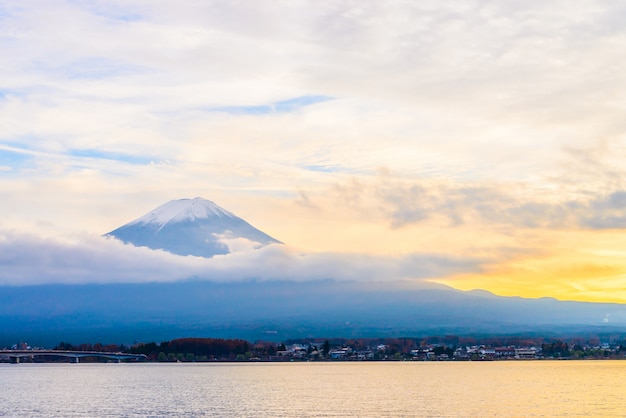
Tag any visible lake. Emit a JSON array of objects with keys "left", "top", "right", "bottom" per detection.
[{"left": 2, "top": 361, "right": 625, "bottom": 417}]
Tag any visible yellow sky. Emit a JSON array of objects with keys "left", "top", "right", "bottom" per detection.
[{"left": 435, "top": 234, "right": 626, "bottom": 304}]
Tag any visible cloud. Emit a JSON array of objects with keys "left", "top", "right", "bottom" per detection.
[
  {"left": 0, "top": 228, "right": 484, "bottom": 286},
  {"left": 0, "top": 229, "right": 206, "bottom": 285},
  {"left": 320, "top": 172, "right": 626, "bottom": 231},
  {"left": 203, "top": 244, "right": 482, "bottom": 283},
  {"left": 584, "top": 191, "right": 626, "bottom": 229},
  {"left": 213, "top": 233, "right": 264, "bottom": 253},
  {"left": 2, "top": 1, "right": 626, "bottom": 198},
  {"left": 294, "top": 190, "right": 320, "bottom": 211}
]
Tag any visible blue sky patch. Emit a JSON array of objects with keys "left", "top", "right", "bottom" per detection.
[
  {"left": 0, "top": 146, "right": 32, "bottom": 172},
  {"left": 95, "top": 11, "right": 142, "bottom": 22},
  {"left": 70, "top": 0, "right": 143, "bottom": 22},
  {"left": 53, "top": 57, "right": 148, "bottom": 80},
  {"left": 0, "top": 4, "right": 15, "bottom": 21},
  {"left": 0, "top": 88, "right": 28, "bottom": 99},
  {"left": 69, "top": 149, "right": 156, "bottom": 165},
  {"left": 0, "top": 89, "right": 27, "bottom": 99},
  {"left": 214, "top": 95, "right": 332, "bottom": 115},
  {"left": 303, "top": 164, "right": 353, "bottom": 174}
]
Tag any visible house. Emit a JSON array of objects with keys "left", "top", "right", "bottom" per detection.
[
  {"left": 495, "top": 347, "right": 516, "bottom": 358},
  {"left": 515, "top": 348, "right": 537, "bottom": 359},
  {"left": 329, "top": 349, "right": 349, "bottom": 360},
  {"left": 479, "top": 348, "right": 496, "bottom": 359}
]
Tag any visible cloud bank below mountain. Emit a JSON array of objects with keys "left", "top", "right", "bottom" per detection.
[{"left": 0, "top": 228, "right": 482, "bottom": 286}]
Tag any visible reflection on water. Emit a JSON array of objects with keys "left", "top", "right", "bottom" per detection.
[{"left": 2, "top": 361, "right": 625, "bottom": 417}]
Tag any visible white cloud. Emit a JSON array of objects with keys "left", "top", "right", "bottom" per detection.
[
  {"left": 0, "top": 228, "right": 482, "bottom": 285},
  {"left": 0, "top": 229, "right": 205, "bottom": 285},
  {"left": 213, "top": 233, "right": 263, "bottom": 253}
]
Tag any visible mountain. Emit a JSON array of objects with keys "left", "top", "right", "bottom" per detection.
[
  {"left": 105, "top": 197, "right": 281, "bottom": 258},
  {"left": 2, "top": 280, "right": 626, "bottom": 347},
  {"left": 5, "top": 197, "right": 626, "bottom": 347}
]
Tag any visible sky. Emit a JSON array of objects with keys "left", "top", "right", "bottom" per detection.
[{"left": 1, "top": 0, "right": 626, "bottom": 302}]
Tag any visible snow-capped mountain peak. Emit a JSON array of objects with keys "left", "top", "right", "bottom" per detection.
[
  {"left": 106, "top": 198, "right": 281, "bottom": 258},
  {"left": 129, "top": 197, "right": 235, "bottom": 229}
]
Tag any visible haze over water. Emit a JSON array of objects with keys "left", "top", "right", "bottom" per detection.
[{"left": 3, "top": 361, "right": 625, "bottom": 417}]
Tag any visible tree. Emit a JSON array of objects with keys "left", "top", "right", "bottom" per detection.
[
  {"left": 322, "top": 340, "right": 330, "bottom": 358},
  {"left": 542, "top": 340, "right": 570, "bottom": 358},
  {"left": 55, "top": 342, "right": 75, "bottom": 351}
]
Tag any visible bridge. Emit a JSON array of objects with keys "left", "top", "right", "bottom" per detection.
[{"left": 0, "top": 350, "right": 146, "bottom": 363}]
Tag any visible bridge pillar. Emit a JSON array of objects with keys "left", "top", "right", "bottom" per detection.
[
  {"left": 72, "top": 356, "right": 79, "bottom": 363},
  {"left": 10, "top": 356, "right": 19, "bottom": 364}
]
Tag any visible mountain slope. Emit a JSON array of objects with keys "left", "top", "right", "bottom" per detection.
[
  {"left": 2, "top": 280, "right": 625, "bottom": 347},
  {"left": 106, "top": 197, "right": 281, "bottom": 258}
]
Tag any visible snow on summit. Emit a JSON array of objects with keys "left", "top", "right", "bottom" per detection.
[
  {"left": 106, "top": 198, "right": 281, "bottom": 258},
  {"left": 130, "top": 197, "right": 236, "bottom": 229}
]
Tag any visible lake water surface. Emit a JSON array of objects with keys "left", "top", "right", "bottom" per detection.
[{"left": 2, "top": 361, "right": 625, "bottom": 417}]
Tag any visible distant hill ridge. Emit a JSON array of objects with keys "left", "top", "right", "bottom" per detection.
[{"left": 106, "top": 197, "right": 281, "bottom": 258}]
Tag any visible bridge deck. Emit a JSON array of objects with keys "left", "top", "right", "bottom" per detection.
[{"left": 0, "top": 350, "right": 146, "bottom": 362}]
